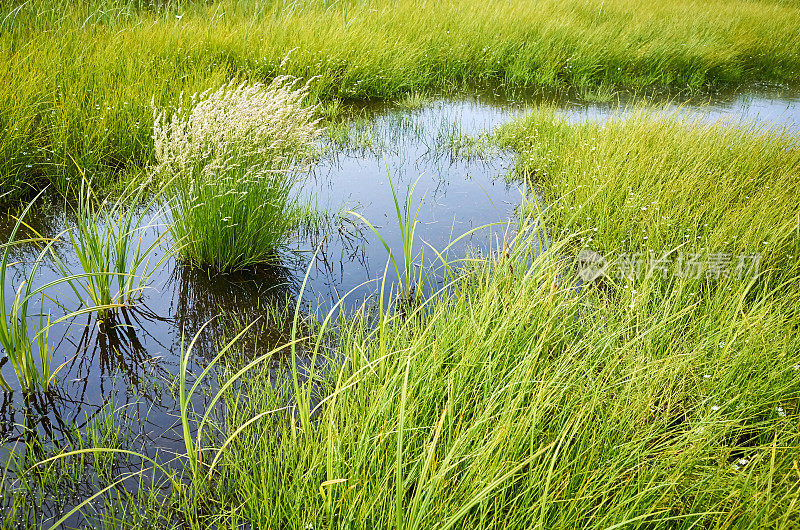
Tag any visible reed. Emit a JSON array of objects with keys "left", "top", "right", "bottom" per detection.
[
  {"left": 348, "top": 167, "right": 426, "bottom": 302},
  {"left": 0, "top": 193, "right": 97, "bottom": 392},
  {"left": 53, "top": 174, "right": 168, "bottom": 319}
]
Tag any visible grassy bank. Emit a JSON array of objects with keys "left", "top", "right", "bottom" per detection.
[
  {"left": 496, "top": 108, "right": 800, "bottom": 287},
  {"left": 2, "top": 0, "right": 800, "bottom": 201},
  {"left": 5, "top": 111, "right": 795, "bottom": 528}
]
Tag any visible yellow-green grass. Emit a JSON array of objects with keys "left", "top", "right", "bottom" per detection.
[
  {"left": 496, "top": 107, "right": 800, "bottom": 291},
  {"left": 2, "top": 0, "right": 800, "bottom": 201},
  {"left": 175, "top": 115, "right": 798, "bottom": 527},
  {"left": 209, "top": 235, "right": 799, "bottom": 527}
]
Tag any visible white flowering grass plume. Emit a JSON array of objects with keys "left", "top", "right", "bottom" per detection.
[{"left": 152, "top": 76, "right": 321, "bottom": 271}]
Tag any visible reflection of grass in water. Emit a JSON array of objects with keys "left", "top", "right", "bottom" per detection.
[
  {"left": 170, "top": 260, "right": 298, "bottom": 362},
  {"left": 215, "top": 297, "right": 319, "bottom": 369},
  {"left": 578, "top": 83, "right": 618, "bottom": 103},
  {"left": 396, "top": 92, "right": 434, "bottom": 110},
  {"left": 323, "top": 103, "right": 500, "bottom": 160},
  {"left": 0, "top": 396, "right": 160, "bottom": 528},
  {"left": 324, "top": 111, "right": 424, "bottom": 154},
  {"left": 69, "top": 304, "right": 174, "bottom": 395}
]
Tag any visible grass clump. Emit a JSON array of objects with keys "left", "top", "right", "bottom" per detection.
[
  {"left": 153, "top": 77, "right": 321, "bottom": 271},
  {"left": 55, "top": 176, "right": 166, "bottom": 319},
  {"left": 0, "top": 200, "right": 61, "bottom": 393},
  {"left": 0, "top": 180, "right": 163, "bottom": 391},
  {"left": 0, "top": 193, "right": 104, "bottom": 393}
]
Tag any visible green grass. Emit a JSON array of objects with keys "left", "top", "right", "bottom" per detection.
[
  {"left": 495, "top": 107, "right": 800, "bottom": 287},
  {"left": 1, "top": 1, "right": 800, "bottom": 523},
  {"left": 213, "top": 252, "right": 799, "bottom": 528},
  {"left": 8, "top": 111, "right": 792, "bottom": 528},
  {"left": 54, "top": 175, "right": 167, "bottom": 319},
  {"left": 0, "top": 396, "right": 175, "bottom": 528},
  {"left": 0, "top": 179, "right": 161, "bottom": 391},
  {"left": 2, "top": 109, "right": 798, "bottom": 527},
  {"left": 167, "top": 161, "right": 307, "bottom": 271},
  {"left": 0, "top": 192, "right": 94, "bottom": 392},
  {"left": 348, "top": 169, "right": 426, "bottom": 302},
  {"left": 2, "top": 0, "right": 800, "bottom": 200},
  {"left": 0, "top": 235, "right": 60, "bottom": 391},
  {"left": 177, "top": 113, "right": 796, "bottom": 528}
]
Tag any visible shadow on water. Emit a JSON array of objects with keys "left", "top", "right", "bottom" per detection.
[{"left": 1, "top": 85, "right": 800, "bottom": 524}]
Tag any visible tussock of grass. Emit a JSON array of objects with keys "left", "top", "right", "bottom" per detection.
[
  {"left": 155, "top": 77, "right": 321, "bottom": 271},
  {"left": 2, "top": 0, "right": 800, "bottom": 199},
  {"left": 54, "top": 176, "right": 166, "bottom": 317}
]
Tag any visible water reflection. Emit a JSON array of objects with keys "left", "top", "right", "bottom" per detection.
[
  {"left": 169, "top": 262, "right": 299, "bottom": 360},
  {"left": 67, "top": 306, "right": 172, "bottom": 392}
]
